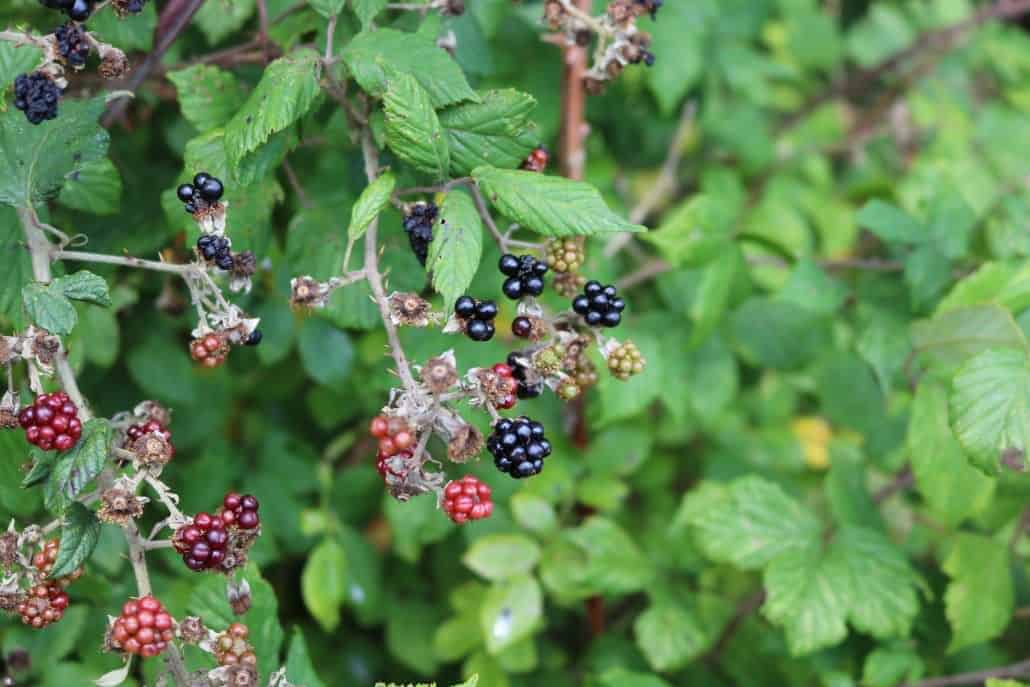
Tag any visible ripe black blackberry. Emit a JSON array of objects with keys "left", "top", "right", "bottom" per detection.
[
  {"left": 487, "top": 417, "right": 552, "bottom": 479},
  {"left": 572, "top": 280, "right": 625, "bottom": 328},
  {"left": 177, "top": 172, "right": 224, "bottom": 214},
  {"left": 114, "top": 0, "right": 146, "bottom": 13},
  {"left": 499, "top": 253, "right": 548, "bottom": 299},
  {"left": 55, "top": 23, "right": 90, "bottom": 68},
  {"left": 13, "top": 72, "right": 61, "bottom": 125},
  {"left": 454, "top": 296, "right": 497, "bottom": 342},
  {"left": 506, "top": 352, "right": 543, "bottom": 398},
  {"left": 196, "top": 235, "right": 234, "bottom": 270},
  {"left": 403, "top": 202, "right": 437, "bottom": 266}
]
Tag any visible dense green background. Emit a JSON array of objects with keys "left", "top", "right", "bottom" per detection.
[{"left": 2, "top": 0, "right": 1030, "bottom": 685}]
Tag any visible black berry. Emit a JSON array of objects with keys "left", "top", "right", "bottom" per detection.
[
  {"left": 572, "top": 280, "right": 624, "bottom": 328},
  {"left": 197, "top": 176, "right": 223, "bottom": 202},
  {"left": 498, "top": 253, "right": 548, "bottom": 300},
  {"left": 403, "top": 201, "right": 438, "bottom": 266},
  {"left": 512, "top": 316, "right": 533, "bottom": 338},
  {"left": 55, "top": 22, "right": 89, "bottom": 67},
  {"left": 487, "top": 416, "right": 551, "bottom": 478},
  {"left": 13, "top": 72, "right": 61, "bottom": 125},
  {"left": 245, "top": 330, "right": 262, "bottom": 346},
  {"left": 68, "top": 0, "right": 92, "bottom": 20},
  {"left": 177, "top": 184, "right": 196, "bottom": 203},
  {"left": 454, "top": 295, "right": 498, "bottom": 342},
  {"left": 506, "top": 352, "right": 543, "bottom": 399}
]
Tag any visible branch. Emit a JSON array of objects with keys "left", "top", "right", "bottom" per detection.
[
  {"left": 902, "top": 659, "right": 1030, "bottom": 687},
  {"left": 705, "top": 589, "right": 767, "bottom": 662},
  {"left": 557, "top": 0, "right": 591, "bottom": 182},
  {"left": 359, "top": 126, "right": 419, "bottom": 392},
  {"left": 102, "top": 0, "right": 208, "bottom": 127},
  {"left": 54, "top": 249, "right": 194, "bottom": 275}
]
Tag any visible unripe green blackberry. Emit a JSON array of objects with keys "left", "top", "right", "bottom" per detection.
[
  {"left": 575, "top": 358, "right": 598, "bottom": 388},
  {"left": 533, "top": 345, "right": 565, "bottom": 376},
  {"left": 607, "top": 341, "right": 646, "bottom": 380},
  {"left": 545, "top": 237, "right": 585, "bottom": 274},
  {"left": 557, "top": 381, "right": 581, "bottom": 401}
]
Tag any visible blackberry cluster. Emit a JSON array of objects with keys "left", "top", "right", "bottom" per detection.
[
  {"left": 403, "top": 202, "right": 437, "bottom": 266},
  {"left": 370, "top": 414, "right": 417, "bottom": 481},
  {"left": 173, "top": 494, "right": 259, "bottom": 572},
  {"left": 499, "top": 254, "right": 548, "bottom": 299},
  {"left": 214, "top": 623, "right": 257, "bottom": 668},
  {"left": 506, "top": 352, "right": 543, "bottom": 399},
  {"left": 17, "top": 583, "right": 68, "bottom": 628},
  {"left": 108, "top": 596, "right": 175, "bottom": 658},
  {"left": 39, "top": 0, "right": 93, "bottom": 21},
  {"left": 545, "top": 237, "right": 585, "bottom": 274},
  {"left": 18, "top": 392, "right": 82, "bottom": 452},
  {"left": 572, "top": 280, "right": 625, "bottom": 328},
  {"left": 454, "top": 296, "right": 498, "bottom": 342},
  {"left": 487, "top": 417, "right": 552, "bottom": 478},
  {"left": 55, "top": 23, "right": 89, "bottom": 67},
  {"left": 177, "top": 172, "right": 224, "bottom": 214},
  {"left": 189, "top": 333, "right": 228, "bottom": 368},
  {"left": 608, "top": 341, "right": 646, "bottom": 380},
  {"left": 115, "top": 0, "right": 146, "bottom": 13},
  {"left": 442, "top": 475, "right": 494, "bottom": 524},
  {"left": 13, "top": 73, "right": 61, "bottom": 125},
  {"left": 197, "top": 234, "right": 234, "bottom": 270}
]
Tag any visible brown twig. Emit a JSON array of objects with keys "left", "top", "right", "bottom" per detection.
[
  {"left": 706, "top": 589, "right": 767, "bottom": 661},
  {"left": 102, "top": 0, "right": 208, "bottom": 127},
  {"left": 557, "top": 0, "right": 591, "bottom": 181},
  {"left": 873, "top": 465, "right": 914, "bottom": 504}
]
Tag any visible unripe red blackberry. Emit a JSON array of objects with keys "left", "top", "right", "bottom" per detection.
[
  {"left": 189, "top": 333, "right": 228, "bottom": 368},
  {"left": 17, "top": 583, "right": 68, "bottom": 628},
  {"left": 442, "top": 475, "right": 494, "bottom": 524},
  {"left": 214, "top": 622, "right": 257, "bottom": 667},
  {"left": 481, "top": 364, "right": 518, "bottom": 409},
  {"left": 18, "top": 392, "right": 81, "bottom": 452},
  {"left": 369, "top": 415, "right": 416, "bottom": 459},
  {"left": 520, "top": 146, "right": 549, "bottom": 172},
  {"left": 109, "top": 596, "right": 175, "bottom": 658}
]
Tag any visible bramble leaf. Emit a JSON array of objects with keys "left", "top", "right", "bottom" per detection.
[
  {"left": 428, "top": 189, "right": 482, "bottom": 312},
  {"left": 383, "top": 72, "right": 450, "bottom": 179}
]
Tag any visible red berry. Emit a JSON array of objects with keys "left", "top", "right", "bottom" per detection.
[
  {"left": 369, "top": 415, "right": 389, "bottom": 438},
  {"left": 19, "top": 393, "right": 81, "bottom": 453},
  {"left": 442, "top": 475, "right": 494, "bottom": 524},
  {"left": 109, "top": 596, "right": 174, "bottom": 657}
]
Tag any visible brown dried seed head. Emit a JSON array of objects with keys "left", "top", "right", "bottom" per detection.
[
  {"left": 225, "top": 664, "right": 259, "bottom": 687},
  {"left": 131, "top": 433, "right": 174, "bottom": 468},
  {"left": 448, "top": 424, "right": 485, "bottom": 463},
  {"left": 0, "top": 531, "right": 18, "bottom": 569},
  {"left": 290, "top": 276, "right": 324, "bottom": 308},
  {"left": 422, "top": 355, "right": 458, "bottom": 394},
  {"left": 232, "top": 250, "right": 257, "bottom": 278},
  {"left": 98, "top": 487, "right": 145, "bottom": 525},
  {"left": 98, "top": 48, "right": 129, "bottom": 80},
  {"left": 32, "top": 333, "right": 60, "bottom": 365},
  {"left": 177, "top": 616, "right": 208, "bottom": 644},
  {"left": 389, "top": 292, "right": 432, "bottom": 327}
]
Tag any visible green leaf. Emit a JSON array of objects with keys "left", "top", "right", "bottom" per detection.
[
  {"left": 284, "top": 629, "right": 327, "bottom": 687},
  {"left": 780, "top": 259, "right": 849, "bottom": 316},
  {"left": 480, "top": 575, "right": 542, "bottom": 654},
  {"left": 298, "top": 317, "right": 354, "bottom": 386},
  {"left": 462, "top": 534, "right": 541, "bottom": 581},
  {"left": 22, "top": 282, "right": 77, "bottom": 336},
  {"left": 911, "top": 305, "right": 1027, "bottom": 373},
  {"left": 763, "top": 526, "right": 920, "bottom": 656},
  {"left": 943, "top": 534, "right": 1013, "bottom": 652},
  {"left": 856, "top": 200, "right": 923, "bottom": 243},
  {"left": 0, "top": 41, "right": 43, "bottom": 95},
  {"left": 509, "top": 493, "right": 557, "bottom": 535},
  {"left": 686, "top": 476, "right": 821, "bottom": 570},
  {"left": 44, "top": 419, "right": 112, "bottom": 513},
  {"left": 167, "top": 64, "right": 246, "bottom": 132},
  {"left": 188, "top": 562, "right": 283, "bottom": 678},
  {"left": 565, "top": 517, "right": 654, "bottom": 595},
  {"left": 862, "top": 645, "right": 925, "bottom": 687},
  {"left": 452, "top": 677, "right": 480, "bottom": 687},
  {"left": 349, "top": 172, "right": 395, "bottom": 242},
  {"left": 729, "top": 297, "right": 832, "bottom": 370},
  {"left": 342, "top": 28, "right": 477, "bottom": 108},
  {"left": 0, "top": 206, "right": 32, "bottom": 329},
  {"left": 598, "top": 669, "right": 673, "bottom": 687},
  {"left": 308, "top": 0, "right": 346, "bottom": 18},
  {"left": 223, "top": 48, "right": 321, "bottom": 167},
  {"left": 908, "top": 382, "right": 994, "bottom": 525},
  {"left": 437, "top": 90, "right": 539, "bottom": 176},
  {"left": 56, "top": 157, "right": 122, "bottom": 216},
  {"left": 950, "top": 348, "right": 1030, "bottom": 475},
  {"left": 53, "top": 270, "right": 111, "bottom": 306},
  {"left": 0, "top": 95, "right": 109, "bottom": 207},
  {"left": 633, "top": 602, "right": 708, "bottom": 671},
  {"left": 21, "top": 448, "right": 57, "bottom": 488},
  {"left": 640, "top": 195, "right": 734, "bottom": 267},
  {"left": 387, "top": 599, "right": 442, "bottom": 673},
  {"left": 351, "top": 0, "right": 388, "bottom": 27},
  {"left": 88, "top": 1, "right": 157, "bottom": 50},
  {"left": 49, "top": 502, "right": 101, "bottom": 579},
  {"left": 301, "top": 537, "right": 348, "bottom": 632},
  {"left": 428, "top": 189, "right": 483, "bottom": 311},
  {"left": 194, "top": 0, "right": 257, "bottom": 44},
  {"left": 472, "top": 167, "right": 645, "bottom": 237},
  {"left": 383, "top": 72, "right": 450, "bottom": 179}
]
